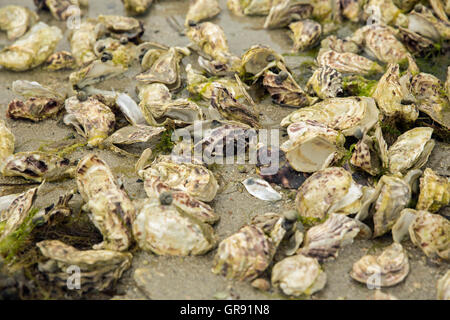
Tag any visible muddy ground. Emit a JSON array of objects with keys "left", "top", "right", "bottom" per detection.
[{"left": 0, "top": 0, "right": 449, "bottom": 300}]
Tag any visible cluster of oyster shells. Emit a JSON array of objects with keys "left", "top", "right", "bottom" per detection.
[{"left": 0, "top": 0, "right": 449, "bottom": 300}]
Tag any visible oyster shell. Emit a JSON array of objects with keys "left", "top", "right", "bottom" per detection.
[
  {"left": 37, "top": 240, "right": 132, "bottom": 292},
  {"left": 263, "top": 68, "right": 317, "bottom": 107},
  {"left": 288, "top": 19, "right": 321, "bottom": 52},
  {"left": 0, "top": 120, "right": 15, "bottom": 163},
  {"left": 281, "top": 120, "right": 345, "bottom": 172},
  {"left": 271, "top": 254, "right": 327, "bottom": 296},
  {"left": 411, "top": 72, "right": 450, "bottom": 131},
  {"left": 437, "top": 271, "right": 450, "bottom": 300},
  {"left": 122, "top": 0, "right": 153, "bottom": 15},
  {"left": 397, "top": 27, "right": 436, "bottom": 57},
  {"left": 416, "top": 168, "right": 450, "bottom": 213},
  {"left": 409, "top": 210, "right": 449, "bottom": 261},
  {"left": 408, "top": 4, "right": 450, "bottom": 41},
  {"left": 7, "top": 80, "right": 66, "bottom": 122},
  {"left": 115, "top": 93, "right": 146, "bottom": 126},
  {"left": 97, "top": 15, "right": 144, "bottom": 42},
  {"left": 356, "top": 170, "right": 421, "bottom": 237},
  {"left": 280, "top": 96, "right": 380, "bottom": 137},
  {"left": 139, "top": 156, "right": 218, "bottom": 202},
  {"left": 212, "top": 213, "right": 294, "bottom": 280},
  {"left": 210, "top": 85, "right": 259, "bottom": 127},
  {"left": 227, "top": 0, "right": 272, "bottom": 16},
  {"left": 306, "top": 66, "right": 343, "bottom": 99},
  {"left": 44, "top": 51, "right": 76, "bottom": 71},
  {"left": 0, "top": 186, "right": 38, "bottom": 243},
  {"left": 0, "top": 5, "right": 39, "bottom": 40},
  {"left": 350, "top": 24, "right": 418, "bottom": 73},
  {"left": 76, "top": 154, "right": 135, "bottom": 252},
  {"left": 372, "top": 64, "right": 418, "bottom": 122},
  {"left": 132, "top": 197, "right": 217, "bottom": 255},
  {"left": 387, "top": 127, "right": 434, "bottom": 175},
  {"left": 320, "top": 35, "right": 359, "bottom": 53},
  {"left": 64, "top": 96, "right": 116, "bottom": 147},
  {"left": 242, "top": 177, "right": 282, "bottom": 201},
  {"left": 1, "top": 152, "right": 73, "bottom": 182},
  {"left": 70, "top": 21, "right": 97, "bottom": 67},
  {"left": 350, "top": 243, "right": 409, "bottom": 287},
  {"left": 35, "top": 0, "right": 82, "bottom": 21},
  {"left": 317, "top": 49, "right": 383, "bottom": 75},
  {"left": 264, "top": 0, "right": 313, "bottom": 29},
  {"left": 299, "top": 213, "right": 362, "bottom": 261},
  {"left": 363, "top": 0, "right": 408, "bottom": 27},
  {"left": 295, "top": 167, "right": 363, "bottom": 223},
  {"left": 341, "top": 0, "right": 362, "bottom": 22},
  {"left": 136, "top": 46, "right": 190, "bottom": 90},
  {"left": 186, "top": 0, "right": 221, "bottom": 26},
  {"left": 0, "top": 22, "right": 62, "bottom": 71},
  {"left": 239, "top": 45, "right": 285, "bottom": 79},
  {"left": 69, "top": 60, "right": 127, "bottom": 89},
  {"left": 94, "top": 38, "right": 138, "bottom": 68}
]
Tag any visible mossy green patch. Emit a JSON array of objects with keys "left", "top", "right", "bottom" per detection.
[{"left": 342, "top": 76, "right": 377, "bottom": 97}]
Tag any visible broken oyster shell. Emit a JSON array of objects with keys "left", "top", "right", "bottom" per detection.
[
  {"left": 271, "top": 254, "right": 327, "bottom": 296},
  {"left": 242, "top": 177, "right": 282, "bottom": 201},
  {"left": 1, "top": 152, "right": 72, "bottom": 182},
  {"left": 437, "top": 271, "right": 450, "bottom": 300},
  {"left": 186, "top": 0, "right": 221, "bottom": 26},
  {"left": 288, "top": 19, "right": 322, "bottom": 52},
  {"left": 37, "top": 240, "right": 132, "bottom": 292},
  {"left": 0, "top": 120, "right": 15, "bottom": 163},
  {"left": 295, "top": 167, "right": 363, "bottom": 224},
  {"left": 306, "top": 66, "right": 343, "bottom": 99},
  {"left": 317, "top": 49, "right": 383, "bottom": 75},
  {"left": 350, "top": 243, "right": 409, "bottom": 287},
  {"left": 64, "top": 96, "right": 116, "bottom": 147},
  {"left": 387, "top": 127, "right": 434, "bottom": 175},
  {"left": 76, "top": 154, "right": 135, "bottom": 252},
  {"left": 132, "top": 197, "right": 217, "bottom": 256},
  {"left": 281, "top": 96, "right": 380, "bottom": 137},
  {"left": 299, "top": 213, "right": 363, "bottom": 261},
  {"left": 372, "top": 64, "right": 418, "bottom": 122},
  {"left": 0, "top": 22, "right": 62, "bottom": 71},
  {"left": 281, "top": 120, "right": 345, "bottom": 173},
  {"left": 416, "top": 168, "right": 450, "bottom": 213},
  {"left": 0, "top": 5, "right": 39, "bottom": 40}
]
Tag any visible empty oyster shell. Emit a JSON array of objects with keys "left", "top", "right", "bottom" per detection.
[
  {"left": 387, "top": 127, "right": 435, "bottom": 175},
  {"left": 64, "top": 96, "right": 116, "bottom": 147},
  {"left": 306, "top": 66, "right": 343, "bottom": 99},
  {"left": 1, "top": 152, "right": 73, "bottom": 182},
  {"left": 299, "top": 213, "right": 362, "bottom": 261},
  {"left": 242, "top": 177, "right": 282, "bottom": 201},
  {"left": 69, "top": 60, "right": 127, "bottom": 89},
  {"left": 271, "top": 254, "right": 327, "bottom": 296},
  {"left": 372, "top": 64, "right": 418, "bottom": 122},
  {"left": 76, "top": 154, "right": 135, "bottom": 252},
  {"left": 409, "top": 210, "right": 449, "bottom": 261},
  {"left": 350, "top": 243, "right": 409, "bottom": 287},
  {"left": 186, "top": 0, "right": 221, "bottom": 26},
  {"left": 132, "top": 197, "right": 217, "bottom": 255},
  {"left": 416, "top": 168, "right": 449, "bottom": 213},
  {"left": 281, "top": 96, "right": 380, "bottom": 137},
  {"left": 408, "top": 4, "right": 450, "bottom": 41},
  {"left": 363, "top": 0, "right": 408, "bottom": 26},
  {"left": 212, "top": 213, "right": 294, "bottom": 280},
  {"left": 0, "top": 120, "right": 15, "bottom": 163},
  {"left": 139, "top": 156, "right": 218, "bottom": 202},
  {"left": 240, "top": 45, "right": 285, "bottom": 80},
  {"left": 264, "top": 0, "right": 313, "bottom": 29},
  {"left": 0, "top": 5, "right": 39, "bottom": 40},
  {"left": 0, "top": 186, "right": 39, "bottom": 243},
  {"left": 281, "top": 120, "right": 345, "bottom": 173},
  {"left": 437, "top": 271, "right": 450, "bottom": 300},
  {"left": 37, "top": 240, "right": 132, "bottom": 292},
  {"left": 97, "top": 15, "right": 144, "bottom": 42},
  {"left": 70, "top": 21, "right": 97, "bottom": 67},
  {"left": 0, "top": 22, "right": 62, "bottom": 71},
  {"left": 289, "top": 19, "right": 321, "bottom": 52},
  {"left": 397, "top": 27, "right": 436, "bottom": 57},
  {"left": 115, "top": 93, "right": 146, "bottom": 126},
  {"left": 296, "top": 167, "right": 363, "bottom": 224},
  {"left": 317, "top": 49, "right": 383, "bottom": 75},
  {"left": 7, "top": 80, "right": 66, "bottom": 122},
  {"left": 122, "top": 0, "right": 153, "bottom": 15}
]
